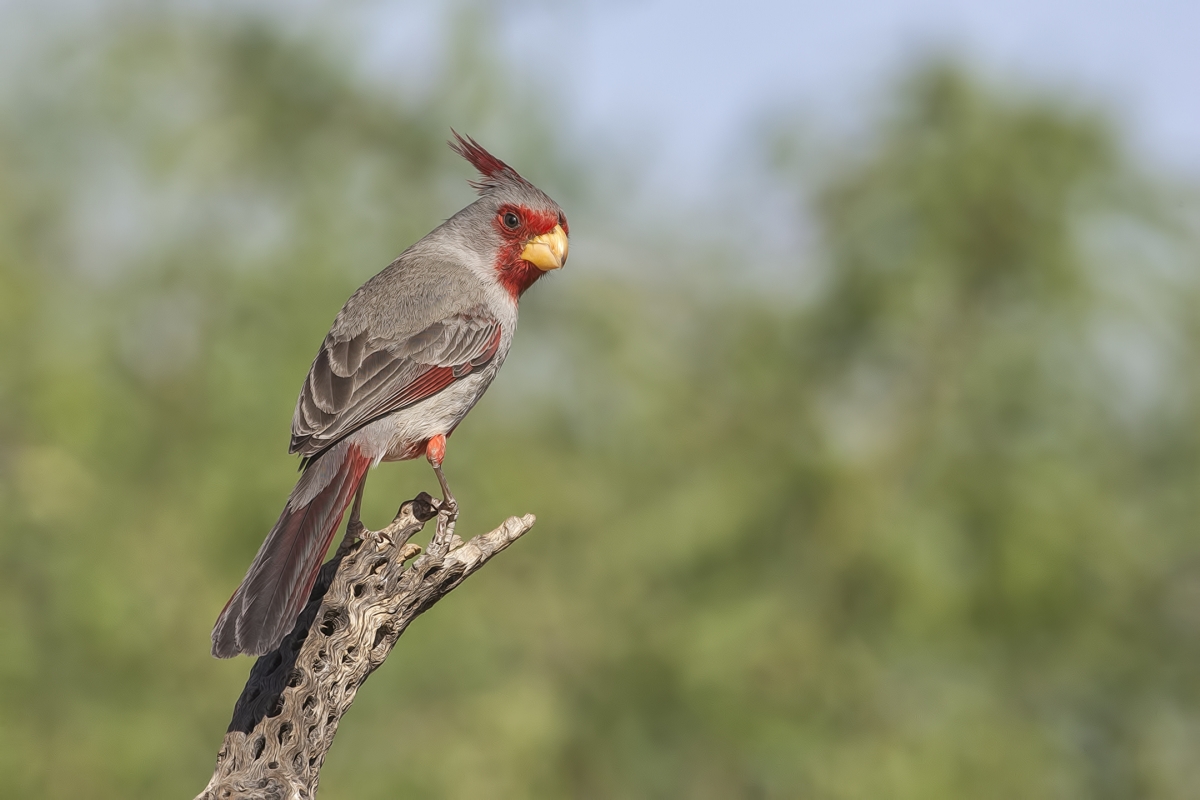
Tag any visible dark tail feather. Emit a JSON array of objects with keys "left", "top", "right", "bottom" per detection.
[{"left": 212, "top": 441, "right": 371, "bottom": 658}]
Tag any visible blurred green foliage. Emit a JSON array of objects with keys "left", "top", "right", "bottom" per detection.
[{"left": 1, "top": 9, "right": 1199, "bottom": 800}]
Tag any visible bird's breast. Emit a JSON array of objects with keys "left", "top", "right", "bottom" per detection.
[{"left": 352, "top": 355, "right": 506, "bottom": 463}]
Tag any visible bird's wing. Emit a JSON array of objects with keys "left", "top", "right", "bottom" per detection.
[{"left": 289, "top": 305, "right": 503, "bottom": 459}]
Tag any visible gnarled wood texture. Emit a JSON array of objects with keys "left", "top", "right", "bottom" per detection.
[{"left": 197, "top": 492, "right": 536, "bottom": 800}]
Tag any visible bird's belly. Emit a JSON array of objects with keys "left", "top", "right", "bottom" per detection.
[{"left": 358, "top": 371, "right": 494, "bottom": 462}]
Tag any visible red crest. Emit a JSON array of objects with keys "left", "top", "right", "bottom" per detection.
[{"left": 449, "top": 131, "right": 533, "bottom": 194}]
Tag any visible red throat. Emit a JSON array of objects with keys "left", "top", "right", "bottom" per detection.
[{"left": 494, "top": 258, "right": 546, "bottom": 300}]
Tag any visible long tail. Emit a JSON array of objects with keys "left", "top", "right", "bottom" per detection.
[{"left": 211, "top": 440, "right": 371, "bottom": 658}]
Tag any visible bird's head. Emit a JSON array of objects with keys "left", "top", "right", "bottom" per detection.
[{"left": 448, "top": 132, "right": 569, "bottom": 300}]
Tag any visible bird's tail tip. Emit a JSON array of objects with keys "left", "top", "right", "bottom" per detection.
[{"left": 209, "top": 442, "right": 371, "bottom": 658}]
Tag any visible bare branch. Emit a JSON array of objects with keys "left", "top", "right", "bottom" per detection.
[{"left": 197, "top": 492, "right": 536, "bottom": 800}]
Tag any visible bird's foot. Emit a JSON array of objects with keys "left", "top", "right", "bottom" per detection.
[
  {"left": 436, "top": 494, "right": 458, "bottom": 522},
  {"left": 428, "top": 494, "right": 459, "bottom": 556}
]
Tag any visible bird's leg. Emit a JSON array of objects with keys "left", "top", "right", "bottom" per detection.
[
  {"left": 333, "top": 474, "right": 370, "bottom": 557},
  {"left": 425, "top": 434, "right": 458, "bottom": 522},
  {"left": 346, "top": 476, "right": 367, "bottom": 539}
]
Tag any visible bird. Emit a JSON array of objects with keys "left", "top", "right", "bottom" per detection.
[{"left": 211, "top": 133, "right": 569, "bottom": 658}]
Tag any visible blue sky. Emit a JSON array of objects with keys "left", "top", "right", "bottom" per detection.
[
  {"left": 5, "top": 0, "right": 1195, "bottom": 204},
  {"left": 366, "top": 0, "right": 1200, "bottom": 200}
]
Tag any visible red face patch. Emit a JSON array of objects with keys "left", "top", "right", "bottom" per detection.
[
  {"left": 494, "top": 205, "right": 561, "bottom": 240},
  {"left": 491, "top": 204, "right": 565, "bottom": 300}
]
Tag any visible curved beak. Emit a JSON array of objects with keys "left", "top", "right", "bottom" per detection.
[{"left": 520, "top": 224, "right": 569, "bottom": 271}]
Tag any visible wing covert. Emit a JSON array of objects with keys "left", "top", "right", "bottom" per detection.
[{"left": 290, "top": 307, "right": 502, "bottom": 459}]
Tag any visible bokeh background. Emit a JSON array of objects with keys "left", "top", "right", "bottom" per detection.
[{"left": 2, "top": 1, "right": 1199, "bottom": 797}]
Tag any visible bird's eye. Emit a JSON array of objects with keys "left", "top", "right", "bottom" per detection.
[{"left": 502, "top": 212, "right": 520, "bottom": 230}]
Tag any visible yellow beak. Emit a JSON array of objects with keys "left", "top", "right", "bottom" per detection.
[{"left": 520, "top": 224, "right": 569, "bottom": 271}]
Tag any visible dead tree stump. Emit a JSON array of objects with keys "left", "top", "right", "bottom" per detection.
[{"left": 196, "top": 492, "right": 536, "bottom": 799}]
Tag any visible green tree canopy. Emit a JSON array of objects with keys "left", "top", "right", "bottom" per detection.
[{"left": 0, "top": 12, "right": 1197, "bottom": 800}]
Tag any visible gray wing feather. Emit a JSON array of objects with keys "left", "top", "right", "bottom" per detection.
[{"left": 290, "top": 305, "right": 501, "bottom": 459}]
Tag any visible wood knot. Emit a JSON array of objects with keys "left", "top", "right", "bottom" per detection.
[{"left": 410, "top": 492, "right": 439, "bottom": 523}]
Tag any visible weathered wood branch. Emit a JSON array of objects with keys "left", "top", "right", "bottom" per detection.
[{"left": 197, "top": 492, "right": 536, "bottom": 800}]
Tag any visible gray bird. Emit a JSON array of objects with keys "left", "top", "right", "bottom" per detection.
[{"left": 212, "top": 134, "right": 569, "bottom": 658}]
